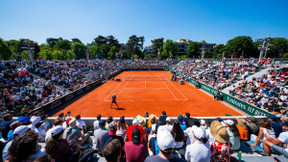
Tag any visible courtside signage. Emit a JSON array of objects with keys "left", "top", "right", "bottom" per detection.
[{"left": 185, "top": 77, "right": 272, "bottom": 116}]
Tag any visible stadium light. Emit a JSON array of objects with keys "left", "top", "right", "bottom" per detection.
[
  {"left": 20, "top": 40, "right": 36, "bottom": 63},
  {"left": 257, "top": 37, "right": 272, "bottom": 62}
]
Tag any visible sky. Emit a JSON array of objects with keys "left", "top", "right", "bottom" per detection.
[{"left": 0, "top": 0, "right": 287, "bottom": 46}]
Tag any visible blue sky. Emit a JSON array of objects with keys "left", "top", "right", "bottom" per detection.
[{"left": 0, "top": 0, "right": 287, "bottom": 46}]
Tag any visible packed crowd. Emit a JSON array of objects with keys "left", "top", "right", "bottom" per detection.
[
  {"left": 0, "top": 60, "right": 67, "bottom": 114},
  {"left": 172, "top": 58, "right": 260, "bottom": 90},
  {"left": 26, "top": 59, "right": 172, "bottom": 90},
  {"left": 0, "top": 111, "right": 288, "bottom": 162},
  {"left": 230, "top": 65, "right": 288, "bottom": 114}
]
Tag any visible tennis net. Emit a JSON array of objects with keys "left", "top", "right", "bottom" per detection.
[{"left": 124, "top": 76, "right": 167, "bottom": 81}]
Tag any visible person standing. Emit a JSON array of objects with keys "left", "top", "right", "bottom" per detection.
[
  {"left": 111, "top": 93, "right": 120, "bottom": 109},
  {"left": 210, "top": 120, "right": 232, "bottom": 162},
  {"left": 185, "top": 127, "right": 211, "bottom": 162}
]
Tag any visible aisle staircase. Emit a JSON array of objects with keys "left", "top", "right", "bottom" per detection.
[{"left": 222, "top": 67, "right": 270, "bottom": 94}]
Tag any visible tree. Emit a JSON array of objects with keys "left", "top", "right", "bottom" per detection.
[
  {"left": 0, "top": 38, "right": 12, "bottom": 60},
  {"left": 71, "top": 38, "right": 82, "bottom": 44},
  {"left": 107, "top": 35, "right": 120, "bottom": 49},
  {"left": 66, "top": 50, "right": 76, "bottom": 60},
  {"left": 151, "top": 38, "right": 164, "bottom": 55},
  {"left": 107, "top": 46, "right": 118, "bottom": 59},
  {"left": 46, "top": 37, "right": 62, "bottom": 48},
  {"left": 186, "top": 42, "right": 199, "bottom": 58},
  {"left": 226, "top": 36, "right": 257, "bottom": 58},
  {"left": 126, "top": 35, "right": 144, "bottom": 58},
  {"left": 6, "top": 40, "right": 20, "bottom": 57},
  {"left": 93, "top": 35, "right": 107, "bottom": 47},
  {"left": 88, "top": 46, "right": 101, "bottom": 59},
  {"left": 22, "top": 50, "right": 30, "bottom": 60},
  {"left": 52, "top": 50, "right": 66, "bottom": 60},
  {"left": 213, "top": 44, "right": 226, "bottom": 58},
  {"left": 54, "top": 39, "right": 71, "bottom": 50},
  {"left": 72, "top": 42, "right": 86, "bottom": 59},
  {"left": 39, "top": 49, "right": 53, "bottom": 60},
  {"left": 267, "top": 38, "right": 288, "bottom": 58},
  {"left": 131, "top": 54, "right": 139, "bottom": 60},
  {"left": 99, "top": 44, "right": 110, "bottom": 57},
  {"left": 161, "top": 39, "right": 177, "bottom": 59}
]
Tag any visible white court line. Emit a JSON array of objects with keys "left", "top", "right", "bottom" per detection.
[
  {"left": 145, "top": 76, "right": 146, "bottom": 88},
  {"left": 125, "top": 88, "right": 167, "bottom": 89},
  {"left": 104, "top": 78, "right": 125, "bottom": 100},
  {"left": 104, "top": 99, "right": 187, "bottom": 102},
  {"left": 167, "top": 80, "right": 188, "bottom": 100},
  {"left": 117, "top": 73, "right": 133, "bottom": 98},
  {"left": 158, "top": 74, "right": 177, "bottom": 100}
]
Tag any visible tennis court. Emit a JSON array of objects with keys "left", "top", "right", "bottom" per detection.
[{"left": 54, "top": 71, "right": 243, "bottom": 117}]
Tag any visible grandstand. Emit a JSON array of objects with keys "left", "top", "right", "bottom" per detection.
[{"left": 1, "top": 58, "right": 288, "bottom": 161}]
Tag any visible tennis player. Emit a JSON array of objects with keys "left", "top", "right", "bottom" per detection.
[{"left": 111, "top": 93, "right": 120, "bottom": 109}]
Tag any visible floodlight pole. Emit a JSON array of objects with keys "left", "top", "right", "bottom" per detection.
[
  {"left": 258, "top": 41, "right": 266, "bottom": 63},
  {"left": 27, "top": 43, "right": 35, "bottom": 64},
  {"left": 201, "top": 47, "right": 205, "bottom": 59}
]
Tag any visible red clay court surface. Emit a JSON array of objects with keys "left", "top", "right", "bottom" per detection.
[{"left": 54, "top": 71, "right": 243, "bottom": 117}]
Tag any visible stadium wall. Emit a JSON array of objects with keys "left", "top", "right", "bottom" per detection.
[{"left": 175, "top": 72, "right": 272, "bottom": 117}]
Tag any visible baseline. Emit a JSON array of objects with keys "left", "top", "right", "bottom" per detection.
[{"left": 104, "top": 99, "right": 187, "bottom": 102}]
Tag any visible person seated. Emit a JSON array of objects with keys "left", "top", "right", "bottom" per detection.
[
  {"left": 262, "top": 121, "right": 288, "bottom": 158},
  {"left": 214, "top": 90, "right": 223, "bottom": 101}
]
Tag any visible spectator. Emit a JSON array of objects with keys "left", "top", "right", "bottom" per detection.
[
  {"left": 7, "top": 121, "right": 21, "bottom": 141},
  {"left": 200, "top": 119, "right": 215, "bottom": 145},
  {"left": 105, "top": 116, "right": 113, "bottom": 129},
  {"left": 125, "top": 118, "right": 146, "bottom": 143},
  {"left": 35, "top": 121, "right": 46, "bottom": 142},
  {"left": 171, "top": 121, "right": 186, "bottom": 158},
  {"left": 93, "top": 114, "right": 101, "bottom": 131},
  {"left": 184, "top": 121, "right": 196, "bottom": 146},
  {"left": 250, "top": 119, "right": 276, "bottom": 147},
  {"left": 2, "top": 126, "right": 30, "bottom": 161},
  {"left": 262, "top": 121, "right": 288, "bottom": 157},
  {"left": 125, "top": 125, "right": 148, "bottom": 162},
  {"left": 267, "top": 115, "right": 282, "bottom": 138},
  {"left": 17, "top": 112, "right": 30, "bottom": 123},
  {"left": 159, "top": 111, "right": 167, "bottom": 126},
  {"left": 75, "top": 114, "right": 87, "bottom": 132},
  {"left": 246, "top": 116, "right": 259, "bottom": 136},
  {"left": 0, "top": 113, "right": 13, "bottom": 141},
  {"left": 210, "top": 120, "right": 232, "bottom": 162},
  {"left": 63, "top": 119, "right": 92, "bottom": 146},
  {"left": 148, "top": 124, "right": 158, "bottom": 155},
  {"left": 224, "top": 119, "right": 241, "bottom": 151},
  {"left": 185, "top": 127, "right": 211, "bottom": 162},
  {"left": 94, "top": 120, "right": 108, "bottom": 157},
  {"left": 147, "top": 114, "right": 157, "bottom": 129},
  {"left": 6, "top": 130, "right": 45, "bottom": 161},
  {"left": 177, "top": 115, "right": 187, "bottom": 130},
  {"left": 116, "top": 116, "right": 128, "bottom": 138},
  {"left": 236, "top": 118, "right": 250, "bottom": 141},
  {"left": 159, "top": 116, "right": 173, "bottom": 132},
  {"left": 104, "top": 139, "right": 122, "bottom": 162},
  {"left": 45, "top": 126, "right": 73, "bottom": 162},
  {"left": 41, "top": 115, "right": 50, "bottom": 131},
  {"left": 144, "top": 127, "right": 185, "bottom": 162},
  {"left": 45, "top": 118, "right": 63, "bottom": 143},
  {"left": 103, "top": 122, "right": 125, "bottom": 148}
]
